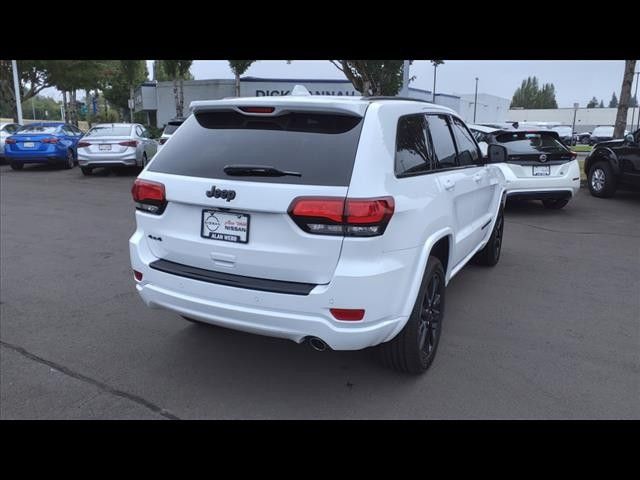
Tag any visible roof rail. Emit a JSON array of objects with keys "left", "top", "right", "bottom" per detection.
[{"left": 362, "top": 96, "right": 437, "bottom": 104}]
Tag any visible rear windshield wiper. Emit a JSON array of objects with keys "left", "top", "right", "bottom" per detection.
[{"left": 223, "top": 165, "right": 302, "bottom": 177}]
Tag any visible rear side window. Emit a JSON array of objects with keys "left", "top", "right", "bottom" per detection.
[
  {"left": 494, "top": 132, "right": 568, "bottom": 154},
  {"left": 148, "top": 111, "right": 365, "bottom": 186},
  {"left": 426, "top": 115, "right": 457, "bottom": 169},
  {"left": 450, "top": 117, "right": 481, "bottom": 166},
  {"left": 163, "top": 123, "right": 181, "bottom": 135},
  {"left": 395, "top": 115, "right": 433, "bottom": 177}
]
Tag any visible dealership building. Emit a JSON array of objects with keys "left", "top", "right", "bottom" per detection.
[
  {"left": 134, "top": 77, "right": 511, "bottom": 128},
  {"left": 507, "top": 107, "right": 640, "bottom": 133}
]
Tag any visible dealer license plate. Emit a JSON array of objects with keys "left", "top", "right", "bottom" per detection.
[{"left": 201, "top": 209, "right": 250, "bottom": 244}]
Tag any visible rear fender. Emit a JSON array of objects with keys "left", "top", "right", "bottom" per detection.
[
  {"left": 382, "top": 228, "right": 454, "bottom": 343},
  {"left": 586, "top": 148, "right": 620, "bottom": 175}
]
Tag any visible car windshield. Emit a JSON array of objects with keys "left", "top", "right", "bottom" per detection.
[
  {"left": 163, "top": 123, "right": 181, "bottom": 135},
  {"left": 552, "top": 126, "right": 572, "bottom": 136},
  {"left": 592, "top": 126, "right": 614, "bottom": 137},
  {"left": 85, "top": 125, "right": 132, "bottom": 137},
  {"left": 494, "top": 132, "right": 568, "bottom": 154},
  {"left": 17, "top": 125, "right": 58, "bottom": 134}
]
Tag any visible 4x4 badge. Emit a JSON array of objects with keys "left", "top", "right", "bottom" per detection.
[{"left": 206, "top": 185, "right": 236, "bottom": 202}]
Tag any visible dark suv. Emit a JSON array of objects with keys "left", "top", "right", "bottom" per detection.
[{"left": 585, "top": 129, "right": 640, "bottom": 197}]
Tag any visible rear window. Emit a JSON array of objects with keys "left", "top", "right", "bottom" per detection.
[
  {"left": 163, "top": 123, "right": 181, "bottom": 135},
  {"left": 17, "top": 125, "right": 58, "bottom": 134},
  {"left": 494, "top": 132, "right": 568, "bottom": 154},
  {"left": 148, "top": 111, "right": 365, "bottom": 186},
  {"left": 552, "top": 126, "right": 572, "bottom": 136},
  {"left": 85, "top": 125, "right": 132, "bottom": 137},
  {"left": 592, "top": 126, "right": 614, "bottom": 137}
]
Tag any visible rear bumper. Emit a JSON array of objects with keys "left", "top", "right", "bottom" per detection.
[
  {"left": 129, "top": 230, "right": 410, "bottom": 350},
  {"left": 4, "top": 151, "right": 65, "bottom": 163},
  {"left": 78, "top": 152, "right": 138, "bottom": 167},
  {"left": 507, "top": 190, "right": 572, "bottom": 201},
  {"left": 501, "top": 160, "right": 581, "bottom": 199}
]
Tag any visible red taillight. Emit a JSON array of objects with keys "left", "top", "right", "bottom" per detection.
[
  {"left": 5, "top": 138, "right": 16, "bottom": 144},
  {"left": 78, "top": 141, "right": 91, "bottom": 148},
  {"left": 119, "top": 140, "right": 138, "bottom": 147},
  {"left": 133, "top": 270, "right": 143, "bottom": 281},
  {"left": 239, "top": 106, "right": 275, "bottom": 114},
  {"left": 159, "top": 138, "right": 168, "bottom": 145},
  {"left": 131, "top": 179, "right": 166, "bottom": 214},
  {"left": 330, "top": 308, "right": 365, "bottom": 321},
  {"left": 42, "top": 137, "right": 59, "bottom": 143},
  {"left": 288, "top": 196, "right": 394, "bottom": 237}
]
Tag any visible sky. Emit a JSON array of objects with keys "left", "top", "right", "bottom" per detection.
[{"left": 43, "top": 60, "right": 636, "bottom": 108}]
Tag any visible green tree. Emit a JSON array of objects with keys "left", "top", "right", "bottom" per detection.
[
  {"left": 120, "top": 61, "right": 148, "bottom": 122},
  {"left": 599, "top": 100, "right": 605, "bottom": 108},
  {"left": 47, "top": 60, "right": 111, "bottom": 126},
  {"left": 228, "top": 61, "right": 255, "bottom": 97},
  {"left": 0, "top": 60, "right": 53, "bottom": 122},
  {"left": 160, "top": 60, "right": 193, "bottom": 118},
  {"left": 614, "top": 60, "right": 637, "bottom": 138},
  {"left": 21, "top": 95, "right": 63, "bottom": 120},
  {"left": 101, "top": 61, "right": 147, "bottom": 121},
  {"left": 510, "top": 76, "right": 558, "bottom": 109},
  {"left": 586, "top": 97, "right": 599, "bottom": 108},
  {"left": 608, "top": 92, "right": 618, "bottom": 108},
  {"left": 153, "top": 60, "right": 193, "bottom": 81},
  {"left": 330, "top": 60, "right": 405, "bottom": 96}
]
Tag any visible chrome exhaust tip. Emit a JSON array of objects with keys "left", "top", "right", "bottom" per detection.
[{"left": 308, "top": 337, "right": 328, "bottom": 352}]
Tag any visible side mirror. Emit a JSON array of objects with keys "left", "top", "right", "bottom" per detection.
[
  {"left": 486, "top": 144, "right": 508, "bottom": 163},
  {"left": 624, "top": 134, "right": 634, "bottom": 143}
]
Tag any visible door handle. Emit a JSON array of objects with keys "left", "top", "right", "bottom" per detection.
[
  {"left": 473, "top": 173, "right": 484, "bottom": 182},
  {"left": 443, "top": 179, "right": 455, "bottom": 191}
]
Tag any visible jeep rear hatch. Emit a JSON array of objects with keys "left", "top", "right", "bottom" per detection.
[{"left": 138, "top": 107, "right": 366, "bottom": 285}]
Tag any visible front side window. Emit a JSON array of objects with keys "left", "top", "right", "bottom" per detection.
[
  {"left": 395, "top": 114, "right": 433, "bottom": 177},
  {"left": 426, "top": 115, "right": 457, "bottom": 169},
  {"left": 450, "top": 117, "right": 481, "bottom": 166}
]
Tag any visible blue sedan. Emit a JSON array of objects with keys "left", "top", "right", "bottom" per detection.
[{"left": 4, "top": 122, "right": 84, "bottom": 170}]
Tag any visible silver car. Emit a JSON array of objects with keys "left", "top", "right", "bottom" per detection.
[
  {"left": 1, "top": 122, "right": 22, "bottom": 160},
  {"left": 77, "top": 123, "right": 158, "bottom": 175}
]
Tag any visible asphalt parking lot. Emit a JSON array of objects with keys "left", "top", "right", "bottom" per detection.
[{"left": 1, "top": 164, "right": 638, "bottom": 419}]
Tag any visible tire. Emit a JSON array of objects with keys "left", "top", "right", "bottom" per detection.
[
  {"left": 379, "top": 256, "right": 445, "bottom": 374},
  {"left": 542, "top": 198, "right": 570, "bottom": 209},
  {"left": 80, "top": 166, "right": 92, "bottom": 176},
  {"left": 10, "top": 162, "right": 23, "bottom": 170},
  {"left": 474, "top": 210, "right": 504, "bottom": 267},
  {"left": 63, "top": 149, "right": 74, "bottom": 169},
  {"left": 588, "top": 161, "right": 617, "bottom": 198}
]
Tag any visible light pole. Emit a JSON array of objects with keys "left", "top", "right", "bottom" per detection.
[
  {"left": 473, "top": 77, "right": 479, "bottom": 123},
  {"left": 572, "top": 102, "right": 579, "bottom": 142},
  {"left": 11, "top": 60, "right": 23, "bottom": 124},
  {"left": 631, "top": 71, "right": 639, "bottom": 131}
]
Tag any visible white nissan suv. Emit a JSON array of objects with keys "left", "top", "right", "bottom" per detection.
[
  {"left": 469, "top": 124, "right": 580, "bottom": 209},
  {"left": 129, "top": 93, "right": 507, "bottom": 373}
]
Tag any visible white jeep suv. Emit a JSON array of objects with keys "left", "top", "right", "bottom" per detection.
[
  {"left": 129, "top": 94, "right": 507, "bottom": 373},
  {"left": 469, "top": 124, "right": 580, "bottom": 209}
]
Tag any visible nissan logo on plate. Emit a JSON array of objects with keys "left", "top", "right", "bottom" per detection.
[
  {"left": 206, "top": 186, "right": 236, "bottom": 202},
  {"left": 539, "top": 154, "right": 548, "bottom": 162}
]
